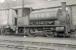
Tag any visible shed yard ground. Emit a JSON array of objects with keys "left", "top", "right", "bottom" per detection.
[{"left": 0, "top": 35, "right": 75, "bottom": 50}]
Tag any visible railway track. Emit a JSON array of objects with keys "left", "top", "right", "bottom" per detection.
[{"left": 0, "top": 35, "right": 76, "bottom": 50}]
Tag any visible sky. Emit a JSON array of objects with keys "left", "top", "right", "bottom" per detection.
[{"left": 0, "top": 0, "right": 5, "bottom": 3}]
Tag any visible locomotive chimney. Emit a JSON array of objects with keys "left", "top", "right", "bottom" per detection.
[{"left": 61, "top": 2, "right": 67, "bottom": 24}]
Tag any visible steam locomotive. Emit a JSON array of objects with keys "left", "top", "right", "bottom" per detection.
[{"left": 1, "top": 2, "right": 75, "bottom": 37}]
